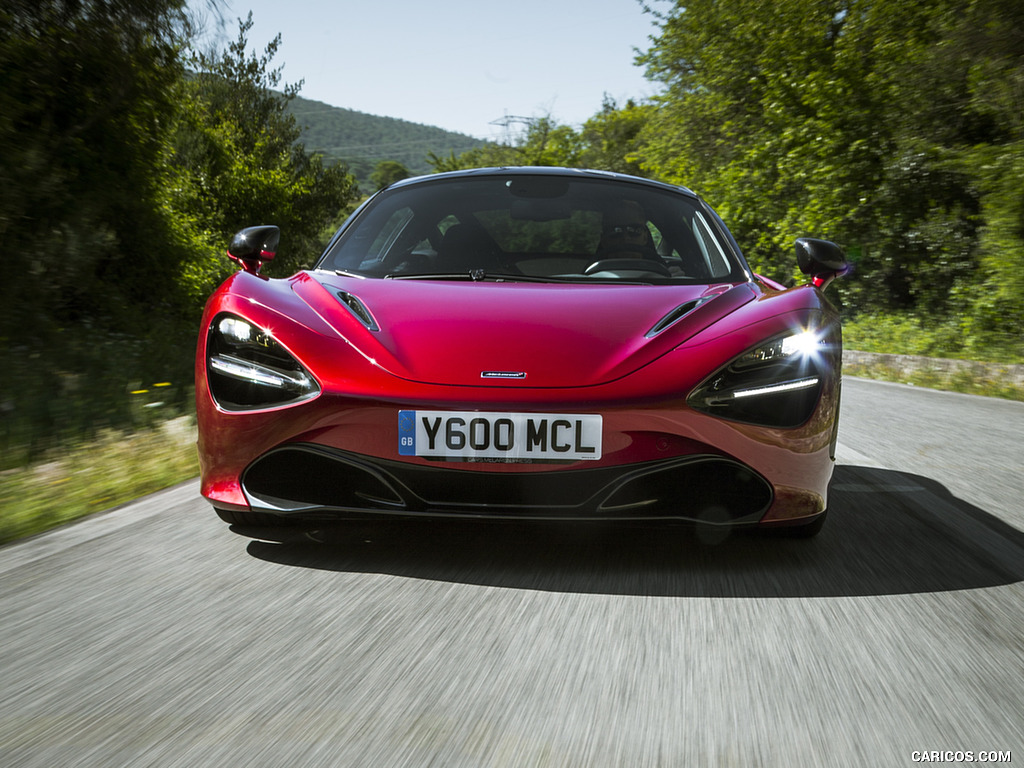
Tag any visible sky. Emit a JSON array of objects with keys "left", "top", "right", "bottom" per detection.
[{"left": 191, "top": 0, "right": 663, "bottom": 140}]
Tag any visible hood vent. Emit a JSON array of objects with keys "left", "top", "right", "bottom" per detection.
[
  {"left": 645, "top": 297, "right": 712, "bottom": 338},
  {"left": 336, "top": 291, "right": 379, "bottom": 331}
]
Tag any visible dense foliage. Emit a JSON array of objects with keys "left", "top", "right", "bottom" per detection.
[
  {"left": 1, "top": 0, "right": 189, "bottom": 460},
  {"left": 171, "top": 15, "right": 357, "bottom": 281},
  {"left": 0, "top": 4, "right": 359, "bottom": 463},
  {"left": 427, "top": 98, "right": 651, "bottom": 175},
  {"left": 636, "top": 0, "right": 1024, "bottom": 359}
]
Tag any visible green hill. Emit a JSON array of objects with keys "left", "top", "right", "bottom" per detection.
[{"left": 286, "top": 95, "right": 487, "bottom": 187}]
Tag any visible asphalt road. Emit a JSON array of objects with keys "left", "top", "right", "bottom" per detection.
[{"left": 1, "top": 377, "right": 1022, "bottom": 767}]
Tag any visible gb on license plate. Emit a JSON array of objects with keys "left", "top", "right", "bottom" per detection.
[{"left": 398, "top": 410, "right": 602, "bottom": 461}]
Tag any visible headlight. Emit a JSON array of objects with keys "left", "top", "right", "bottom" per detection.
[
  {"left": 206, "top": 314, "right": 320, "bottom": 411},
  {"left": 687, "top": 327, "right": 834, "bottom": 428}
]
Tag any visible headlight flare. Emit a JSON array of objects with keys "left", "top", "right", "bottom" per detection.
[
  {"left": 735, "top": 327, "right": 827, "bottom": 369},
  {"left": 218, "top": 316, "right": 252, "bottom": 343},
  {"left": 217, "top": 316, "right": 281, "bottom": 351},
  {"left": 686, "top": 324, "right": 836, "bottom": 428},
  {"left": 780, "top": 328, "right": 826, "bottom": 359}
]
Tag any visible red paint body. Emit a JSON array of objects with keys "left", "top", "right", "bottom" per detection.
[{"left": 196, "top": 168, "right": 844, "bottom": 532}]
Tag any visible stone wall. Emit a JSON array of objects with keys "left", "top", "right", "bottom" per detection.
[{"left": 843, "top": 350, "right": 1024, "bottom": 389}]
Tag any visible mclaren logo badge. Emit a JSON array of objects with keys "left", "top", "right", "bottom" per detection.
[{"left": 481, "top": 371, "right": 527, "bottom": 379}]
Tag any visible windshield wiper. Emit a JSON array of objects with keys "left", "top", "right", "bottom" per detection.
[
  {"left": 383, "top": 270, "right": 663, "bottom": 285},
  {"left": 386, "top": 271, "right": 558, "bottom": 283},
  {"left": 385, "top": 272, "right": 476, "bottom": 280}
]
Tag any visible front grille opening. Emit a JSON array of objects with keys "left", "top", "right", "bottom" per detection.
[
  {"left": 600, "top": 459, "right": 771, "bottom": 522},
  {"left": 241, "top": 447, "right": 772, "bottom": 522},
  {"left": 243, "top": 447, "right": 404, "bottom": 511},
  {"left": 391, "top": 463, "right": 611, "bottom": 508}
]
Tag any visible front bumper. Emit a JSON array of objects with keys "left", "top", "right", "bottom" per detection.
[
  {"left": 238, "top": 444, "right": 774, "bottom": 524},
  {"left": 197, "top": 392, "right": 836, "bottom": 527}
]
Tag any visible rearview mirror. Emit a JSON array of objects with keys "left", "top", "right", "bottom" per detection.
[
  {"left": 511, "top": 199, "right": 571, "bottom": 222},
  {"left": 228, "top": 225, "right": 280, "bottom": 275},
  {"left": 795, "top": 237, "right": 848, "bottom": 290}
]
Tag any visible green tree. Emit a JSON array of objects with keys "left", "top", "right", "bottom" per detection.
[
  {"left": 0, "top": 0, "right": 188, "bottom": 335},
  {"left": 428, "top": 103, "right": 656, "bottom": 177},
  {"left": 0, "top": 0, "right": 190, "bottom": 458},
  {"left": 0, "top": 6, "right": 359, "bottom": 461},
  {"left": 169, "top": 13, "right": 358, "bottom": 290},
  {"left": 636, "top": 0, "right": 1023, "bottom": 355},
  {"left": 429, "top": 116, "right": 584, "bottom": 171},
  {"left": 637, "top": 0, "right": 873, "bottom": 281},
  {"left": 370, "top": 160, "right": 412, "bottom": 190},
  {"left": 577, "top": 97, "right": 653, "bottom": 177},
  {"left": 946, "top": 0, "right": 1024, "bottom": 354}
]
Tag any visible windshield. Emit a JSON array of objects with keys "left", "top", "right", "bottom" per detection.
[{"left": 317, "top": 174, "right": 747, "bottom": 284}]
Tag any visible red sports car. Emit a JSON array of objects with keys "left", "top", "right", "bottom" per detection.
[{"left": 196, "top": 167, "right": 848, "bottom": 537}]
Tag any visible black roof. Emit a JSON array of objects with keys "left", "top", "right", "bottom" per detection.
[{"left": 386, "top": 166, "right": 698, "bottom": 200}]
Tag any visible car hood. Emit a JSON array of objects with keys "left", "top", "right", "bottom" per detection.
[{"left": 295, "top": 274, "right": 756, "bottom": 388}]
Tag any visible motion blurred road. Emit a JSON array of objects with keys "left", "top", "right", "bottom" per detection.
[{"left": 2, "top": 378, "right": 1022, "bottom": 766}]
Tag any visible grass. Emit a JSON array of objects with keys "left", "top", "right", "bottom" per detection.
[
  {"left": 0, "top": 416, "right": 199, "bottom": 546},
  {"left": 842, "top": 313, "right": 1024, "bottom": 400},
  {"left": 842, "top": 356, "right": 1024, "bottom": 400},
  {"left": 841, "top": 313, "right": 1023, "bottom": 365}
]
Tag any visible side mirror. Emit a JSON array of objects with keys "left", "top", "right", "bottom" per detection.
[
  {"left": 795, "top": 237, "right": 848, "bottom": 290},
  {"left": 228, "top": 225, "right": 280, "bottom": 275}
]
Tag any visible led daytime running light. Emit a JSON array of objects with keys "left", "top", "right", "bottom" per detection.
[
  {"left": 208, "top": 354, "right": 313, "bottom": 391},
  {"left": 730, "top": 376, "right": 820, "bottom": 400}
]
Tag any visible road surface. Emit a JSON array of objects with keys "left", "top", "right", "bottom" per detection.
[{"left": 1, "top": 377, "right": 1022, "bottom": 766}]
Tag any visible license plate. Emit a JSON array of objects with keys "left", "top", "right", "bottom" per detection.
[{"left": 398, "top": 410, "right": 602, "bottom": 461}]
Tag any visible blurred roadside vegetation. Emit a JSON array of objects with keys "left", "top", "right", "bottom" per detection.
[
  {"left": 0, "top": 414, "right": 198, "bottom": 545},
  {"left": 1, "top": 0, "right": 1022, "bottom": 542},
  {"left": 0, "top": 1, "right": 358, "bottom": 471}
]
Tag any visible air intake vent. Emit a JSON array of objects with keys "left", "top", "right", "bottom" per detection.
[
  {"left": 645, "top": 298, "right": 709, "bottom": 337},
  {"left": 337, "top": 292, "right": 379, "bottom": 331}
]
